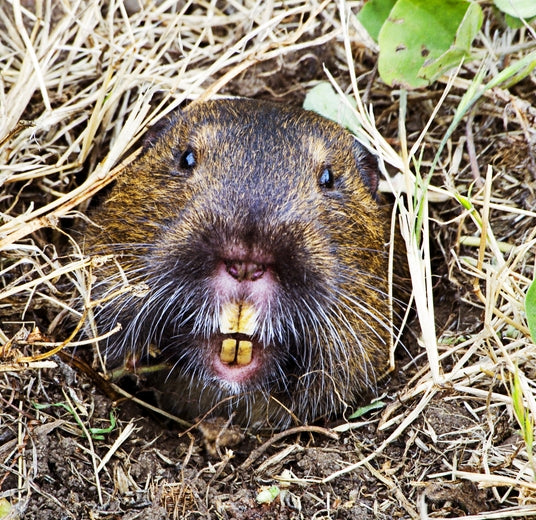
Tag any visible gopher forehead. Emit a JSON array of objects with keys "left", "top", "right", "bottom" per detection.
[
  {"left": 186, "top": 121, "right": 220, "bottom": 148},
  {"left": 304, "top": 135, "right": 331, "bottom": 164},
  {"left": 187, "top": 118, "right": 333, "bottom": 162}
]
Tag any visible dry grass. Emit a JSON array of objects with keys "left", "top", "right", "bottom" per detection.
[{"left": 1, "top": 0, "right": 536, "bottom": 518}]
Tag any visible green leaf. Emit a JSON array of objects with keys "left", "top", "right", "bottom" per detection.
[
  {"left": 454, "top": 2, "right": 483, "bottom": 48},
  {"left": 503, "top": 13, "right": 536, "bottom": 28},
  {"left": 303, "top": 82, "right": 361, "bottom": 135},
  {"left": 378, "top": 0, "right": 475, "bottom": 88},
  {"left": 485, "top": 50, "right": 536, "bottom": 89},
  {"left": 420, "top": 2, "right": 483, "bottom": 82},
  {"left": 526, "top": 278, "right": 536, "bottom": 343},
  {"left": 357, "top": 0, "right": 397, "bottom": 41},
  {"left": 0, "top": 498, "right": 16, "bottom": 520},
  {"left": 348, "top": 400, "right": 385, "bottom": 419},
  {"left": 89, "top": 412, "right": 117, "bottom": 440},
  {"left": 418, "top": 48, "right": 469, "bottom": 83},
  {"left": 256, "top": 486, "right": 280, "bottom": 504},
  {"left": 494, "top": 0, "right": 536, "bottom": 18}
]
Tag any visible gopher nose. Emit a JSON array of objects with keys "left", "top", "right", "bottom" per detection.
[{"left": 225, "top": 260, "right": 266, "bottom": 282}]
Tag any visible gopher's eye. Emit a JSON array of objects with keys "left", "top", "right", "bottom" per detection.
[
  {"left": 318, "top": 167, "right": 334, "bottom": 189},
  {"left": 179, "top": 148, "right": 196, "bottom": 170}
]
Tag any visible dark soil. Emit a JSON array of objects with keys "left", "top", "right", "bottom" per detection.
[{"left": 2, "top": 326, "right": 514, "bottom": 519}]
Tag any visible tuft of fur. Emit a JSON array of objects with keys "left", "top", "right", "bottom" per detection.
[{"left": 85, "top": 98, "right": 395, "bottom": 429}]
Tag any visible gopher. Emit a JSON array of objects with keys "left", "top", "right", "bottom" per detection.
[{"left": 85, "top": 98, "right": 397, "bottom": 429}]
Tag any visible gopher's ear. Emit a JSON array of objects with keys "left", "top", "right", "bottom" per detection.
[
  {"left": 142, "top": 110, "right": 182, "bottom": 151},
  {"left": 352, "top": 140, "right": 380, "bottom": 198}
]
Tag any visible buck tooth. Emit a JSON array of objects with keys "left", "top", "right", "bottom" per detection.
[
  {"left": 237, "top": 302, "right": 257, "bottom": 336},
  {"left": 236, "top": 340, "right": 253, "bottom": 365},
  {"left": 220, "top": 338, "right": 237, "bottom": 363},
  {"left": 219, "top": 301, "right": 258, "bottom": 336},
  {"left": 220, "top": 302, "right": 240, "bottom": 334}
]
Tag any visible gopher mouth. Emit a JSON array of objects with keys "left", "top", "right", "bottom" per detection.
[
  {"left": 211, "top": 336, "right": 263, "bottom": 384},
  {"left": 220, "top": 336, "right": 253, "bottom": 365},
  {"left": 211, "top": 300, "right": 263, "bottom": 384}
]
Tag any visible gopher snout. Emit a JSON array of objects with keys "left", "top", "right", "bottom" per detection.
[{"left": 224, "top": 259, "right": 266, "bottom": 282}]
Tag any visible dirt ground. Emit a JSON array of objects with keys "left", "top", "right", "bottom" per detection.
[
  {"left": 4, "top": 338, "right": 499, "bottom": 520},
  {"left": 1, "top": 2, "right": 536, "bottom": 519}
]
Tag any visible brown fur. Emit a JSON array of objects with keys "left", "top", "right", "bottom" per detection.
[{"left": 85, "top": 98, "right": 396, "bottom": 428}]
